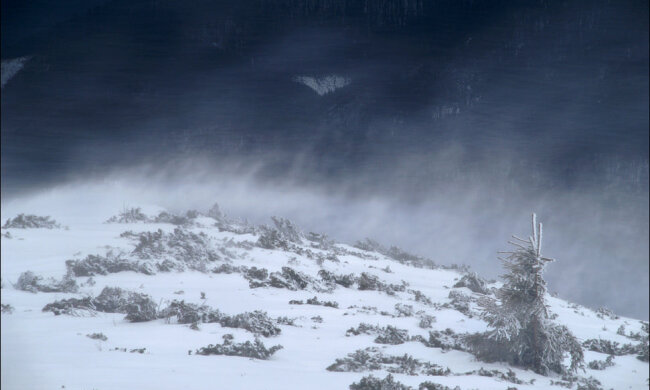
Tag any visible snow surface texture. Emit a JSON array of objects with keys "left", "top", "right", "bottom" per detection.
[
  {"left": 1, "top": 57, "right": 30, "bottom": 88},
  {"left": 1, "top": 201, "right": 648, "bottom": 390},
  {"left": 293, "top": 75, "right": 351, "bottom": 96}
]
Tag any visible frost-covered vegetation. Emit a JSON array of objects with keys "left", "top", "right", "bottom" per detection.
[
  {"left": 2, "top": 205, "right": 647, "bottom": 389},
  {"left": 195, "top": 334, "right": 283, "bottom": 360},
  {"left": 466, "top": 214, "right": 583, "bottom": 375},
  {"left": 3, "top": 214, "right": 61, "bottom": 229}
]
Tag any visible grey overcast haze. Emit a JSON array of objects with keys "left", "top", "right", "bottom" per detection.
[{"left": 1, "top": 0, "right": 648, "bottom": 320}]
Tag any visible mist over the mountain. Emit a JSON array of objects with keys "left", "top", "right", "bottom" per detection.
[{"left": 1, "top": 0, "right": 648, "bottom": 319}]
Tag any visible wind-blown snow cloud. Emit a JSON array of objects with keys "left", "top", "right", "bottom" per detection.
[{"left": 2, "top": 153, "right": 647, "bottom": 320}]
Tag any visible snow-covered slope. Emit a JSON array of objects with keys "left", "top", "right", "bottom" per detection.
[{"left": 1, "top": 199, "right": 647, "bottom": 390}]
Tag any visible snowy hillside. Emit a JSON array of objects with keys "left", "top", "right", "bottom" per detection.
[{"left": 1, "top": 198, "right": 648, "bottom": 390}]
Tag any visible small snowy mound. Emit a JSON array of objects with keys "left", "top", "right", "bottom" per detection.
[{"left": 293, "top": 75, "right": 351, "bottom": 96}]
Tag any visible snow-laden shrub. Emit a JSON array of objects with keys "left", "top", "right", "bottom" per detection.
[
  {"left": 446, "top": 290, "right": 473, "bottom": 317},
  {"left": 219, "top": 310, "right": 281, "bottom": 337},
  {"left": 42, "top": 297, "right": 96, "bottom": 316},
  {"left": 327, "top": 347, "right": 449, "bottom": 376},
  {"left": 212, "top": 264, "right": 245, "bottom": 274},
  {"left": 93, "top": 287, "right": 136, "bottom": 312},
  {"left": 318, "top": 270, "right": 356, "bottom": 288},
  {"left": 582, "top": 339, "right": 638, "bottom": 356},
  {"left": 106, "top": 207, "right": 149, "bottom": 223},
  {"left": 3, "top": 214, "right": 61, "bottom": 229},
  {"left": 466, "top": 214, "right": 584, "bottom": 375},
  {"left": 418, "top": 382, "right": 461, "bottom": 390},
  {"left": 249, "top": 266, "right": 316, "bottom": 291},
  {"left": 587, "top": 355, "right": 615, "bottom": 370},
  {"left": 158, "top": 300, "right": 210, "bottom": 324},
  {"left": 304, "top": 296, "right": 339, "bottom": 308},
  {"left": 41, "top": 286, "right": 157, "bottom": 321},
  {"left": 349, "top": 374, "right": 411, "bottom": 390},
  {"left": 87, "top": 333, "right": 108, "bottom": 341},
  {"left": 66, "top": 252, "right": 154, "bottom": 277},
  {"left": 256, "top": 229, "right": 289, "bottom": 250},
  {"left": 418, "top": 315, "right": 436, "bottom": 329},
  {"left": 156, "top": 299, "right": 281, "bottom": 337},
  {"left": 195, "top": 334, "right": 282, "bottom": 360},
  {"left": 346, "top": 323, "right": 410, "bottom": 345},
  {"left": 453, "top": 272, "right": 490, "bottom": 295},
  {"left": 408, "top": 289, "right": 433, "bottom": 306},
  {"left": 1, "top": 304, "right": 15, "bottom": 314},
  {"left": 153, "top": 211, "right": 194, "bottom": 226},
  {"left": 357, "top": 273, "right": 405, "bottom": 295},
  {"left": 245, "top": 267, "right": 268, "bottom": 281},
  {"left": 394, "top": 303, "right": 413, "bottom": 317},
  {"left": 124, "top": 293, "right": 158, "bottom": 322},
  {"left": 411, "top": 328, "right": 466, "bottom": 351},
  {"left": 594, "top": 307, "right": 619, "bottom": 320},
  {"left": 305, "top": 232, "right": 335, "bottom": 250},
  {"left": 128, "top": 228, "right": 220, "bottom": 266},
  {"left": 14, "top": 271, "right": 78, "bottom": 293},
  {"left": 270, "top": 217, "right": 302, "bottom": 243}
]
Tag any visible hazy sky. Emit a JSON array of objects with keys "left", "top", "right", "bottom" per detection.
[{"left": 1, "top": 0, "right": 648, "bottom": 319}]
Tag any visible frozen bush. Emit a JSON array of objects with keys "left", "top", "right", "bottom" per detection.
[
  {"left": 587, "top": 355, "right": 615, "bottom": 370},
  {"left": 409, "top": 289, "right": 433, "bottom": 306},
  {"left": 195, "top": 334, "right": 282, "bottom": 360},
  {"left": 219, "top": 310, "right": 281, "bottom": 337},
  {"left": 305, "top": 232, "right": 334, "bottom": 250},
  {"left": 2, "top": 214, "right": 61, "bottom": 229},
  {"left": 318, "top": 270, "right": 356, "bottom": 288},
  {"left": 346, "top": 324, "right": 410, "bottom": 345},
  {"left": 249, "top": 267, "right": 316, "bottom": 291},
  {"left": 93, "top": 287, "right": 135, "bottom": 312},
  {"left": 153, "top": 211, "right": 194, "bottom": 226},
  {"left": 414, "top": 329, "right": 465, "bottom": 351},
  {"left": 453, "top": 272, "right": 489, "bottom": 295},
  {"left": 129, "top": 228, "right": 220, "bottom": 268},
  {"left": 418, "top": 382, "right": 460, "bottom": 390},
  {"left": 1, "top": 304, "right": 14, "bottom": 314},
  {"left": 594, "top": 307, "right": 619, "bottom": 320},
  {"left": 106, "top": 207, "right": 149, "bottom": 223},
  {"left": 86, "top": 333, "right": 108, "bottom": 341},
  {"left": 270, "top": 216, "right": 302, "bottom": 243},
  {"left": 394, "top": 303, "right": 414, "bottom": 317},
  {"left": 212, "top": 264, "right": 244, "bottom": 274},
  {"left": 276, "top": 316, "right": 297, "bottom": 326},
  {"left": 245, "top": 267, "right": 269, "bottom": 281},
  {"left": 91, "top": 287, "right": 157, "bottom": 322},
  {"left": 42, "top": 297, "right": 96, "bottom": 316},
  {"left": 66, "top": 252, "right": 153, "bottom": 277},
  {"left": 357, "top": 273, "right": 405, "bottom": 295},
  {"left": 349, "top": 374, "right": 411, "bottom": 390},
  {"left": 327, "top": 347, "right": 449, "bottom": 376},
  {"left": 418, "top": 315, "right": 436, "bottom": 329},
  {"left": 124, "top": 293, "right": 158, "bottom": 322},
  {"left": 256, "top": 228, "right": 289, "bottom": 250},
  {"left": 582, "top": 339, "right": 637, "bottom": 356},
  {"left": 446, "top": 290, "right": 473, "bottom": 317},
  {"left": 158, "top": 300, "right": 211, "bottom": 324},
  {"left": 305, "top": 296, "right": 339, "bottom": 308},
  {"left": 14, "top": 271, "right": 78, "bottom": 293}
]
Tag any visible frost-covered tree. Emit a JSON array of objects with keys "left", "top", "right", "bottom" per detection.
[{"left": 467, "top": 214, "right": 583, "bottom": 375}]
